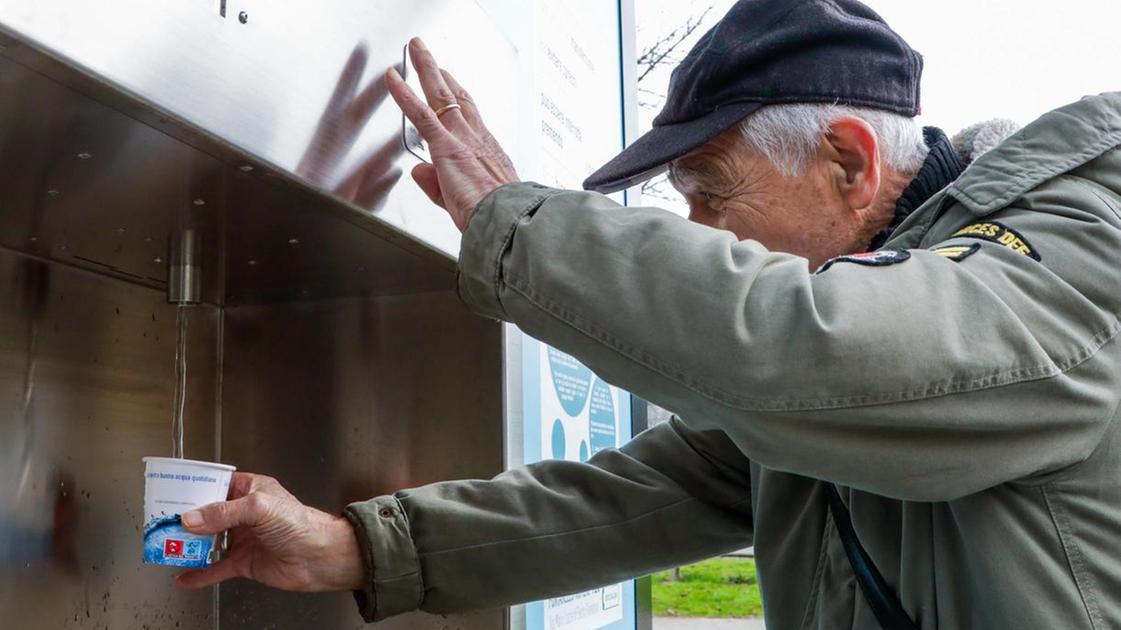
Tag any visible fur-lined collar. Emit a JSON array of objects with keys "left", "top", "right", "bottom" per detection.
[{"left": 952, "top": 119, "right": 1021, "bottom": 164}]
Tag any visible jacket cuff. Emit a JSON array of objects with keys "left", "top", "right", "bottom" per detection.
[
  {"left": 343, "top": 495, "right": 423, "bottom": 622},
  {"left": 458, "top": 182, "right": 566, "bottom": 320}
]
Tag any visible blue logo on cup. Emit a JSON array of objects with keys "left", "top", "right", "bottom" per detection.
[{"left": 142, "top": 515, "right": 213, "bottom": 568}]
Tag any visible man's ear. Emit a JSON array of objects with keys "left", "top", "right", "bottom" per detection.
[{"left": 822, "top": 116, "right": 880, "bottom": 211}]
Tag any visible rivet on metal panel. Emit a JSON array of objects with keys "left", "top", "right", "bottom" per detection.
[
  {"left": 76, "top": 152, "right": 92, "bottom": 160},
  {"left": 192, "top": 198, "right": 206, "bottom": 206},
  {"left": 239, "top": 164, "right": 254, "bottom": 173},
  {"left": 28, "top": 236, "right": 37, "bottom": 242},
  {"left": 287, "top": 238, "right": 299, "bottom": 244},
  {"left": 116, "top": 227, "right": 126, "bottom": 234},
  {"left": 46, "top": 189, "right": 60, "bottom": 197},
  {"left": 247, "top": 260, "right": 257, "bottom": 266},
  {"left": 238, "top": 11, "right": 249, "bottom": 24},
  {"left": 153, "top": 257, "right": 163, "bottom": 264}
]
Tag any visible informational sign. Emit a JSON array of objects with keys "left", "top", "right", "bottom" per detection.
[
  {"left": 539, "top": 347, "right": 628, "bottom": 463},
  {"left": 522, "top": 338, "right": 635, "bottom": 630},
  {"left": 532, "top": 1, "right": 625, "bottom": 195}
]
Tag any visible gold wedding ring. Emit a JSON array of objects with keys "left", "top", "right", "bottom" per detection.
[{"left": 434, "top": 102, "right": 462, "bottom": 117}]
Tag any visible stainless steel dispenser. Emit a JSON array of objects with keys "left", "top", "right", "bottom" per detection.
[
  {"left": 0, "top": 2, "right": 645, "bottom": 629},
  {"left": 0, "top": 2, "right": 514, "bottom": 628}
]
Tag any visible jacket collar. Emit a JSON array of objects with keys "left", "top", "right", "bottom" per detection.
[
  {"left": 869, "top": 127, "right": 964, "bottom": 250},
  {"left": 946, "top": 92, "right": 1121, "bottom": 216}
]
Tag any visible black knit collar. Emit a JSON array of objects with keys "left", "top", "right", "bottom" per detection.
[{"left": 869, "top": 127, "right": 965, "bottom": 250}]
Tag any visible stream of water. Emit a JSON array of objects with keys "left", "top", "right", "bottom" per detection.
[{"left": 171, "top": 305, "right": 187, "bottom": 459}]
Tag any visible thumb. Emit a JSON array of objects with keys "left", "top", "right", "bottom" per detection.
[
  {"left": 411, "top": 163, "right": 446, "bottom": 209},
  {"left": 182, "top": 494, "right": 268, "bottom": 535}
]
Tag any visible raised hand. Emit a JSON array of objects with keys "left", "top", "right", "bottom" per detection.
[{"left": 385, "top": 38, "right": 519, "bottom": 232}]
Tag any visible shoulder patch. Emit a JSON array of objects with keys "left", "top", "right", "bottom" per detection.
[
  {"left": 950, "top": 221, "right": 1041, "bottom": 261},
  {"left": 930, "top": 242, "right": 981, "bottom": 262},
  {"left": 816, "top": 249, "right": 910, "bottom": 274}
]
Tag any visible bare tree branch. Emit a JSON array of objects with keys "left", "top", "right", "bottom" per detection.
[
  {"left": 640, "top": 174, "right": 678, "bottom": 203},
  {"left": 635, "top": 4, "right": 715, "bottom": 212},
  {"left": 636, "top": 5, "right": 714, "bottom": 84}
]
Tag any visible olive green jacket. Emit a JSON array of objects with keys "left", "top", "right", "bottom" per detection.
[{"left": 346, "top": 93, "right": 1121, "bottom": 629}]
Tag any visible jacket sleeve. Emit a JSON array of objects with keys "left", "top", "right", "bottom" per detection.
[
  {"left": 344, "top": 417, "right": 754, "bottom": 622},
  {"left": 457, "top": 182, "right": 1121, "bottom": 503}
]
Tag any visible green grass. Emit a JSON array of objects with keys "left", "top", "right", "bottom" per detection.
[{"left": 652, "top": 557, "right": 763, "bottom": 618}]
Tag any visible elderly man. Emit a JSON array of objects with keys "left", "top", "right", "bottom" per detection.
[{"left": 172, "top": 1, "right": 1121, "bottom": 628}]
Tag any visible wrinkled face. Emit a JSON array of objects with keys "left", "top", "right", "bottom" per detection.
[{"left": 668, "top": 126, "right": 877, "bottom": 270}]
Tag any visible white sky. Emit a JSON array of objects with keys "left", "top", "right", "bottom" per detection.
[{"left": 635, "top": 0, "right": 1121, "bottom": 211}]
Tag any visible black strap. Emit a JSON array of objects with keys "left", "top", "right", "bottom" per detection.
[{"left": 826, "top": 485, "right": 920, "bottom": 630}]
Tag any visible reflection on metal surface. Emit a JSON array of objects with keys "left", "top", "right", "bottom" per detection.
[
  {"left": 295, "top": 44, "right": 404, "bottom": 213},
  {"left": 13, "top": 258, "right": 47, "bottom": 500},
  {"left": 0, "top": 0, "right": 519, "bottom": 255}
]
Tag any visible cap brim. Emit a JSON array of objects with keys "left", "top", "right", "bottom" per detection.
[{"left": 583, "top": 101, "right": 764, "bottom": 194}]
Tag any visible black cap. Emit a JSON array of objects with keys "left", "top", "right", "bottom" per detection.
[{"left": 584, "top": 0, "right": 923, "bottom": 194}]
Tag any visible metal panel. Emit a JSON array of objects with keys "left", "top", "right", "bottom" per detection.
[
  {"left": 0, "top": 249, "right": 222, "bottom": 629},
  {"left": 0, "top": 3, "right": 514, "bottom": 628},
  {"left": 0, "top": 248, "right": 508, "bottom": 630},
  {"left": 219, "top": 290, "right": 506, "bottom": 629},
  {"left": 0, "top": 51, "right": 456, "bottom": 307},
  {"left": 0, "top": 0, "right": 520, "bottom": 256}
]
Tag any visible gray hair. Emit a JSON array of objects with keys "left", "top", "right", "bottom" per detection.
[{"left": 738, "top": 104, "right": 929, "bottom": 177}]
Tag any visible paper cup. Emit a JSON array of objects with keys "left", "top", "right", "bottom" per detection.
[{"left": 142, "top": 457, "right": 235, "bottom": 568}]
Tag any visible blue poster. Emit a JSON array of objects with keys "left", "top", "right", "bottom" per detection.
[{"left": 522, "top": 335, "right": 636, "bottom": 630}]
